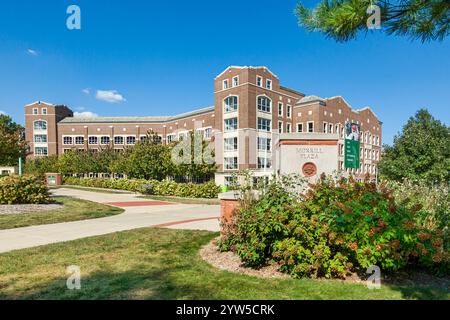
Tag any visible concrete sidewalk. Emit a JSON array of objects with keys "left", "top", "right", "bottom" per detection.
[{"left": 0, "top": 188, "right": 220, "bottom": 254}]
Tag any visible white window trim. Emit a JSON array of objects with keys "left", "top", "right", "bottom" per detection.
[
  {"left": 224, "top": 117, "right": 238, "bottom": 133},
  {"left": 278, "top": 102, "right": 283, "bottom": 117},
  {"left": 223, "top": 95, "right": 239, "bottom": 113},
  {"left": 256, "top": 76, "right": 263, "bottom": 87},
  {"left": 286, "top": 105, "right": 292, "bottom": 118},
  {"left": 257, "top": 117, "right": 272, "bottom": 132},
  {"left": 307, "top": 121, "right": 314, "bottom": 133},
  {"left": 266, "top": 79, "right": 272, "bottom": 90},
  {"left": 232, "top": 76, "right": 239, "bottom": 87},
  {"left": 286, "top": 123, "right": 292, "bottom": 133},
  {"left": 256, "top": 95, "right": 272, "bottom": 114},
  {"left": 296, "top": 122, "right": 303, "bottom": 133},
  {"left": 222, "top": 79, "right": 229, "bottom": 90},
  {"left": 278, "top": 121, "right": 283, "bottom": 134}
]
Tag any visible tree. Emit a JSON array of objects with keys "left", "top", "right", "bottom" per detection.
[
  {"left": 0, "top": 114, "right": 27, "bottom": 166},
  {"left": 379, "top": 109, "right": 450, "bottom": 184},
  {"left": 295, "top": 0, "right": 450, "bottom": 42}
]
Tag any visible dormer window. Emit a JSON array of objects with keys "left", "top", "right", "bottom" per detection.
[
  {"left": 232, "top": 76, "right": 239, "bottom": 87},
  {"left": 266, "top": 79, "right": 272, "bottom": 90},
  {"left": 223, "top": 79, "right": 229, "bottom": 90}
]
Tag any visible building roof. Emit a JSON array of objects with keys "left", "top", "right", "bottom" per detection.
[
  {"left": 296, "top": 95, "right": 326, "bottom": 105},
  {"left": 59, "top": 106, "right": 215, "bottom": 124}
]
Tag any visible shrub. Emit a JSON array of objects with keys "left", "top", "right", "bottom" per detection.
[
  {"left": 63, "top": 177, "right": 221, "bottom": 199},
  {"left": 0, "top": 175, "right": 52, "bottom": 205},
  {"left": 219, "top": 174, "right": 449, "bottom": 279}
]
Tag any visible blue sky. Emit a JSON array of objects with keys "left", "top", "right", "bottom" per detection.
[{"left": 0, "top": 0, "right": 448, "bottom": 145}]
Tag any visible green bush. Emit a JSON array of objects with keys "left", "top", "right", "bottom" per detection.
[
  {"left": 219, "top": 175, "right": 449, "bottom": 279},
  {"left": 63, "top": 177, "right": 221, "bottom": 199},
  {"left": 0, "top": 175, "right": 52, "bottom": 205}
]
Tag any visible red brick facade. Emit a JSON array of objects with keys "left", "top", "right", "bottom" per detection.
[{"left": 24, "top": 66, "right": 382, "bottom": 184}]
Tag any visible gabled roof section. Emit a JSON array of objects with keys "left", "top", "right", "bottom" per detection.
[
  {"left": 327, "top": 96, "right": 380, "bottom": 120},
  {"left": 215, "top": 66, "right": 279, "bottom": 79},
  {"left": 25, "top": 101, "right": 55, "bottom": 107},
  {"left": 296, "top": 95, "right": 326, "bottom": 106}
]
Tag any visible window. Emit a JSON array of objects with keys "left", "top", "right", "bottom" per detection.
[
  {"left": 257, "top": 137, "right": 271, "bottom": 151},
  {"left": 63, "top": 149, "right": 71, "bottom": 154},
  {"left": 75, "top": 136, "right": 84, "bottom": 145},
  {"left": 232, "top": 76, "right": 239, "bottom": 87},
  {"left": 278, "top": 103, "right": 283, "bottom": 117},
  {"left": 42, "top": 108, "right": 47, "bottom": 115},
  {"left": 297, "top": 123, "right": 303, "bottom": 133},
  {"left": 224, "top": 157, "right": 238, "bottom": 170},
  {"left": 126, "top": 136, "right": 136, "bottom": 145},
  {"left": 114, "top": 136, "right": 124, "bottom": 145},
  {"left": 34, "top": 120, "right": 47, "bottom": 130},
  {"left": 258, "top": 157, "right": 272, "bottom": 169},
  {"left": 257, "top": 118, "right": 271, "bottom": 132},
  {"left": 256, "top": 76, "right": 262, "bottom": 87},
  {"left": 34, "top": 134, "right": 47, "bottom": 143},
  {"left": 223, "top": 79, "right": 229, "bottom": 90},
  {"left": 266, "top": 79, "right": 272, "bottom": 90},
  {"left": 335, "top": 124, "right": 340, "bottom": 135},
  {"left": 307, "top": 122, "right": 314, "bottom": 133},
  {"left": 224, "top": 176, "right": 235, "bottom": 186},
  {"left": 329, "top": 124, "right": 333, "bottom": 133},
  {"left": 178, "top": 132, "right": 187, "bottom": 141},
  {"left": 224, "top": 137, "right": 238, "bottom": 151},
  {"left": 257, "top": 96, "right": 271, "bottom": 113},
  {"left": 88, "top": 136, "right": 98, "bottom": 145},
  {"left": 101, "top": 136, "right": 110, "bottom": 145},
  {"left": 154, "top": 136, "right": 162, "bottom": 145},
  {"left": 224, "top": 118, "right": 238, "bottom": 132},
  {"left": 167, "top": 134, "right": 176, "bottom": 143},
  {"left": 63, "top": 136, "right": 73, "bottom": 145},
  {"left": 287, "top": 105, "right": 292, "bottom": 118},
  {"left": 203, "top": 128, "right": 212, "bottom": 139},
  {"left": 32, "top": 108, "right": 38, "bottom": 115},
  {"left": 35, "top": 147, "right": 48, "bottom": 156},
  {"left": 286, "top": 123, "right": 292, "bottom": 133},
  {"left": 278, "top": 121, "right": 283, "bottom": 134},
  {"left": 224, "top": 96, "right": 238, "bottom": 113}
]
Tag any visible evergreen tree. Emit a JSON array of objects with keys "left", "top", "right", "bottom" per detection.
[{"left": 296, "top": 0, "right": 449, "bottom": 42}]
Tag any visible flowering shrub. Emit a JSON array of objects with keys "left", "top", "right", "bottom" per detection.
[
  {"left": 0, "top": 175, "right": 51, "bottom": 205},
  {"left": 63, "top": 177, "right": 220, "bottom": 199},
  {"left": 219, "top": 175, "right": 449, "bottom": 279}
]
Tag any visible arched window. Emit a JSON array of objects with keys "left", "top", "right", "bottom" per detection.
[
  {"left": 34, "top": 120, "right": 47, "bottom": 130},
  {"left": 224, "top": 96, "right": 238, "bottom": 113},
  {"left": 257, "top": 96, "right": 271, "bottom": 113}
]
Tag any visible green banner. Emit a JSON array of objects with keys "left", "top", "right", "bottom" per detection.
[
  {"left": 345, "top": 139, "right": 360, "bottom": 169},
  {"left": 344, "top": 122, "right": 361, "bottom": 169}
]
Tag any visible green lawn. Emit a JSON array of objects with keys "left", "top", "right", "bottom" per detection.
[
  {"left": 0, "top": 197, "right": 124, "bottom": 230},
  {"left": 0, "top": 228, "right": 447, "bottom": 300}
]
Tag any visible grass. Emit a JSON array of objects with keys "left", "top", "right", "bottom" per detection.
[
  {"left": 139, "top": 195, "right": 220, "bottom": 205},
  {"left": 0, "top": 228, "right": 447, "bottom": 300},
  {"left": 0, "top": 197, "right": 124, "bottom": 230}
]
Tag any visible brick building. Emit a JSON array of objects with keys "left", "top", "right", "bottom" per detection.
[{"left": 25, "top": 66, "right": 382, "bottom": 184}]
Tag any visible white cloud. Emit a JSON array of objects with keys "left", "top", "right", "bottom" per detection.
[
  {"left": 82, "top": 88, "right": 90, "bottom": 95},
  {"left": 96, "top": 90, "right": 126, "bottom": 103},
  {"left": 73, "top": 111, "right": 98, "bottom": 118},
  {"left": 27, "top": 49, "right": 38, "bottom": 56}
]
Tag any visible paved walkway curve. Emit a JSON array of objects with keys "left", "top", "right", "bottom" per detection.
[{"left": 0, "top": 188, "right": 220, "bottom": 254}]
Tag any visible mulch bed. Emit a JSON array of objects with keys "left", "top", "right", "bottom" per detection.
[
  {"left": 0, "top": 204, "right": 63, "bottom": 215},
  {"left": 200, "top": 239, "right": 450, "bottom": 289}
]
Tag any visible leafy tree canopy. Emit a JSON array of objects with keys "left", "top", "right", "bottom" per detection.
[
  {"left": 296, "top": 0, "right": 450, "bottom": 42},
  {"left": 0, "top": 114, "right": 26, "bottom": 166},
  {"left": 379, "top": 109, "right": 450, "bottom": 184}
]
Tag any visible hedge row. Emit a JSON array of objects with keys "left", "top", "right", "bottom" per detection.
[
  {"left": 0, "top": 175, "right": 52, "bottom": 205},
  {"left": 63, "top": 177, "right": 221, "bottom": 199}
]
